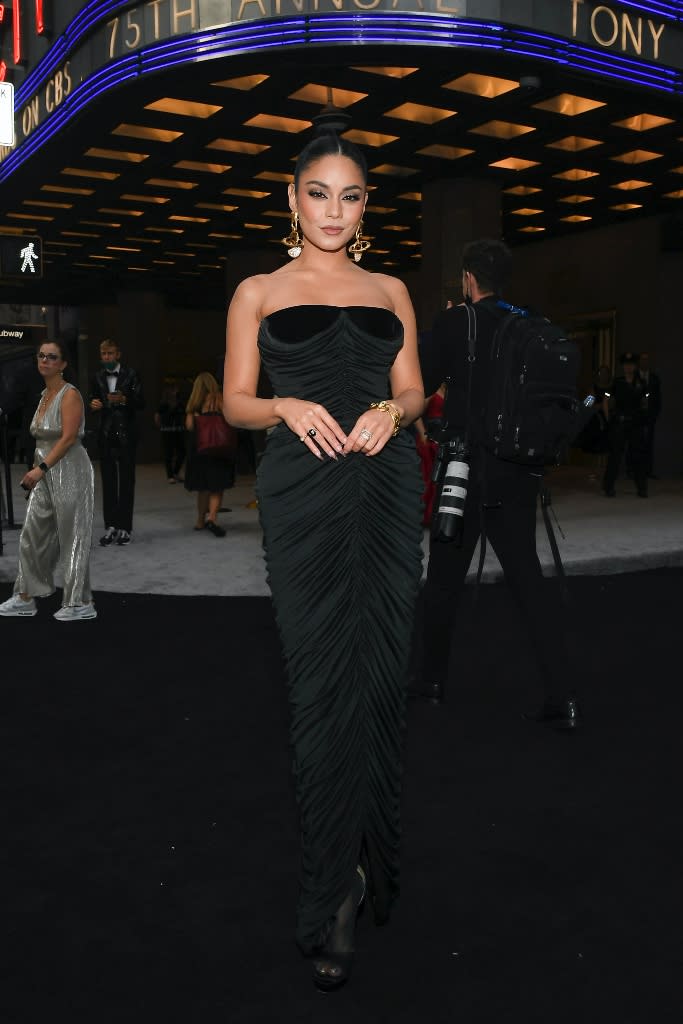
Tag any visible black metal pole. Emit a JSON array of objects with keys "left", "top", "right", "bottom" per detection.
[{"left": 0, "top": 413, "right": 16, "bottom": 529}]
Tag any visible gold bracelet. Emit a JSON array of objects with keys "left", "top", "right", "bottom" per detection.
[{"left": 370, "top": 400, "right": 401, "bottom": 437}]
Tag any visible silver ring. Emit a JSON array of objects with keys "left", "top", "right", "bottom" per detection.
[
  {"left": 308, "top": 428, "right": 317, "bottom": 438},
  {"left": 359, "top": 428, "right": 373, "bottom": 442}
]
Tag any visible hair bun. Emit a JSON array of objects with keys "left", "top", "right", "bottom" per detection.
[{"left": 312, "top": 105, "right": 352, "bottom": 137}]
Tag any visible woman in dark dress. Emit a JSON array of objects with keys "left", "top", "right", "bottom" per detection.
[
  {"left": 223, "top": 130, "right": 425, "bottom": 989},
  {"left": 184, "top": 372, "right": 234, "bottom": 537}
]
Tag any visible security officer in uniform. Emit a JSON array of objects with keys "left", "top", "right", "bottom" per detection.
[{"left": 603, "top": 352, "right": 648, "bottom": 498}]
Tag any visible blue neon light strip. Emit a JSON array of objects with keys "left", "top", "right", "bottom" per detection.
[{"left": 3, "top": 13, "right": 683, "bottom": 185}]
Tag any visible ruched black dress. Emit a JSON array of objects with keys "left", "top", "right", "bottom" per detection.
[{"left": 256, "top": 305, "right": 424, "bottom": 954}]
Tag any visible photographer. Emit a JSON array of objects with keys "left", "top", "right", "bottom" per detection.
[{"left": 418, "top": 239, "right": 580, "bottom": 731}]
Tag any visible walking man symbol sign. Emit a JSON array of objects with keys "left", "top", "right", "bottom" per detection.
[
  {"left": 20, "top": 241, "right": 38, "bottom": 273},
  {"left": 0, "top": 235, "right": 43, "bottom": 279}
]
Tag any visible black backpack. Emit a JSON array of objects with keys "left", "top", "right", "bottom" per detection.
[{"left": 481, "top": 306, "right": 581, "bottom": 467}]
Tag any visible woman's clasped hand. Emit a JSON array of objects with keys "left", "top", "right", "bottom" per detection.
[{"left": 276, "top": 396, "right": 402, "bottom": 458}]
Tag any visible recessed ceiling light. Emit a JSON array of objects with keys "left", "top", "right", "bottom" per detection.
[
  {"left": 106, "top": 246, "right": 142, "bottom": 253},
  {"left": 489, "top": 157, "right": 540, "bottom": 171},
  {"left": 62, "top": 167, "right": 119, "bottom": 180},
  {"left": 62, "top": 231, "right": 100, "bottom": 237},
  {"left": 470, "top": 121, "right": 535, "bottom": 139},
  {"left": 611, "top": 150, "right": 662, "bottom": 164},
  {"left": 371, "top": 164, "right": 418, "bottom": 177},
  {"left": 146, "top": 226, "right": 183, "bottom": 234},
  {"left": 245, "top": 114, "right": 311, "bottom": 133},
  {"left": 560, "top": 215, "right": 592, "bottom": 222},
  {"left": 610, "top": 203, "right": 643, "bottom": 210},
  {"left": 81, "top": 220, "right": 121, "bottom": 228},
  {"left": 553, "top": 168, "right": 599, "bottom": 181},
  {"left": 196, "top": 203, "right": 238, "bottom": 212},
  {"left": 417, "top": 144, "right": 474, "bottom": 159},
  {"left": 99, "top": 207, "right": 143, "bottom": 216},
  {"left": 90, "top": 255, "right": 116, "bottom": 260},
  {"left": 223, "top": 188, "right": 270, "bottom": 198},
  {"left": 50, "top": 240, "right": 82, "bottom": 247},
  {"left": 22, "top": 200, "right": 73, "bottom": 209},
  {"left": 510, "top": 208, "right": 543, "bottom": 216},
  {"left": 382, "top": 225, "right": 410, "bottom": 231},
  {"left": 366, "top": 206, "right": 397, "bottom": 214},
  {"left": 385, "top": 103, "right": 456, "bottom": 124},
  {"left": 547, "top": 137, "right": 602, "bottom": 151},
  {"left": 166, "top": 251, "right": 196, "bottom": 257},
  {"left": 153, "top": 260, "right": 176, "bottom": 265},
  {"left": 244, "top": 223, "right": 272, "bottom": 230},
  {"left": 212, "top": 74, "right": 269, "bottom": 90},
  {"left": 397, "top": 192, "right": 422, "bottom": 201},
  {"left": 518, "top": 226, "right": 546, "bottom": 233},
  {"left": 612, "top": 114, "right": 674, "bottom": 131},
  {"left": 399, "top": 240, "right": 421, "bottom": 246},
  {"left": 120, "top": 194, "right": 170, "bottom": 204},
  {"left": 255, "top": 171, "right": 293, "bottom": 183},
  {"left": 126, "top": 237, "right": 161, "bottom": 244},
  {"left": 664, "top": 190, "right": 683, "bottom": 199},
  {"left": 351, "top": 66, "right": 418, "bottom": 78},
  {"left": 170, "top": 215, "right": 210, "bottom": 223},
  {"left": 289, "top": 84, "right": 367, "bottom": 106},
  {"left": 7, "top": 212, "right": 53, "bottom": 221},
  {"left": 207, "top": 138, "right": 270, "bottom": 155},
  {"left": 85, "top": 147, "right": 148, "bottom": 163},
  {"left": 42, "top": 184, "right": 94, "bottom": 196},
  {"left": 145, "top": 178, "right": 197, "bottom": 190},
  {"left": 113, "top": 124, "right": 182, "bottom": 142},
  {"left": 209, "top": 232, "right": 243, "bottom": 239},
  {"left": 611, "top": 180, "right": 651, "bottom": 190},
  {"left": 504, "top": 185, "right": 542, "bottom": 195},
  {"left": 145, "top": 98, "right": 222, "bottom": 119},
  {"left": 174, "top": 160, "right": 231, "bottom": 174},
  {"left": 533, "top": 94, "right": 606, "bottom": 116},
  {"left": 262, "top": 210, "right": 291, "bottom": 219},
  {"left": 558, "top": 195, "right": 593, "bottom": 204},
  {"left": 343, "top": 129, "right": 399, "bottom": 147},
  {"left": 671, "top": 166, "right": 683, "bottom": 174},
  {"left": 442, "top": 72, "right": 518, "bottom": 97}
]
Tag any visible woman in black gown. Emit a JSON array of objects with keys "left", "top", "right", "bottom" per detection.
[{"left": 223, "top": 130, "right": 425, "bottom": 989}]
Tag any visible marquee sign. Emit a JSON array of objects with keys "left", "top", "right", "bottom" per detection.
[{"left": 1, "top": 0, "right": 682, "bottom": 175}]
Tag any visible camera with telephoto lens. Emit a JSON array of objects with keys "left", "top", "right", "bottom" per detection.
[{"left": 431, "top": 434, "right": 471, "bottom": 546}]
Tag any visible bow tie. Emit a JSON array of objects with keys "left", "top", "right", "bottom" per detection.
[{"left": 106, "top": 370, "right": 119, "bottom": 376}]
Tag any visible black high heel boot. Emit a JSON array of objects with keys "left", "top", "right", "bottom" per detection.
[{"left": 312, "top": 866, "right": 366, "bottom": 992}]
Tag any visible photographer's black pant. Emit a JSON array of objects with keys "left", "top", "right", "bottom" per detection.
[
  {"left": 422, "top": 461, "right": 573, "bottom": 704},
  {"left": 99, "top": 446, "right": 137, "bottom": 533}
]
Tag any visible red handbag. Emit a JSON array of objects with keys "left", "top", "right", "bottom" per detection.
[{"left": 194, "top": 412, "right": 237, "bottom": 459}]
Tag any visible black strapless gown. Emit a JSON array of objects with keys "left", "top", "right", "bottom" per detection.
[{"left": 256, "top": 305, "right": 424, "bottom": 953}]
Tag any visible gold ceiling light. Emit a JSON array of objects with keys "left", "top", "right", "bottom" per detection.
[
  {"left": 553, "top": 168, "right": 599, "bottom": 181},
  {"left": 90, "top": 255, "right": 116, "bottom": 260},
  {"left": 612, "top": 114, "right": 674, "bottom": 131},
  {"left": 174, "top": 160, "right": 231, "bottom": 174},
  {"left": 560, "top": 215, "right": 592, "bottom": 223},
  {"left": 85, "top": 147, "right": 149, "bottom": 163},
  {"left": 532, "top": 94, "right": 606, "bottom": 116},
  {"left": 470, "top": 121, "right": 535, "bottom": 139},
  {"left": 343, "top": 129, "right": 399, "bottom": 147},
  {"left": 211, "top": 74, "right": 269, "bottom": 90},
  {"left": 244, "top": 223, "right": 272, "bottom": 230},
  {"left": 417, "top": 144, "right": 474, "bottom": 160},
  {"left": 126, "top": 237, "right": 161, "bottom": 243},
  {"left": 664, "top": 190, "right": 683, "bottom": 199},
  {"left": 384, "top": 103, "right": 456, "bottom": 124},
  {"left": 166, "top": 251, "right": 196, "bottom": 257},
  {"left": 207, "top": 138, "right": 270, "bottom": 155},
  {"left": 352, "top": 66, "right": 418, "bottom": 78},
  {"left": 42, "top": 184, "right": 94, "bottom": 195},
  {"left": 62, "top": 230, "right": 101, "bottom": 237},
  {"left": 146, "top": 226, "right": 183, "bottom": 234},
  {"left": 671, "top": 166, "right": 683, "bottom": 174},
  {"left": 209, "top": 232, "right": 242, "bottom": 239},
  {"left": 504, "top": 185, "right": 542, "bottom": 195},
  {"left": 145, "top": 178, "right": 197, "bottom": 190},
  {"left": 193, "top": 243, "right": 217, "bottom": 249},
  {"left": 198, "top": 264, "right": 221, "bottom": 270},
  {"left": 127, "top": 266, "right": 151, "bottom": 272},
  {"left": 113, "top": 124, "right": 182, "bottom": 143},
  {"left": 371, "top": 164, "right": 418, "bottom": 177},
  {"left": 510, "top": 208, "right": 543, "bottom": 216},
  {"left": 62, "top": 167, "right": 119, "bottom": 180},
  {"left": 99, "top": 207, "right": 143, "bottom": 216},
  {"left": 611, "top": 150, "right": 662, "bottom": 164},
  {"left": 610, "top": 203, "right": 643, "bottom": 210},
  {"left": 106, "top": 246, "right": 142, "bottom": 253},
  {"left": 442, "top": 72, "right": 518, "bottom": 98},
  {"left": 489, "top": 157, "right": 540, "bottom": 171},
  {"left": 170, "top": 215, "right": 210, "bottom": 223},
  {"left": 120, "top": 194, "right": 170, "bottom": 204},
  {"left": 546, "top": 137, "right": 602, "bottom": 151},
  {"left": 611, "top": 180, "right": 651, "bottom": 190},
  {"left": 145, "top": 98, "right": 222, "bottom": 119},
  {"left": 7, "top": 212, "right": 53, "bottom": 221},
  {"left": 289, "top": 84, "right": 367, "bottom": 107},
  {"left": 23, "top": 199, "right": 73, "bottom": 209},
  {"left": 383, "top": 225, "right": 410, "bottom": 232},
  {"left": 256, "top": 171, "right": 294, "bottom": 183},
  {"left": 366, "top": 206, "right": 397, "bottom": 214},
  {"left": 82, "top": 219, "right": 121, "bottom": 228},
  {"left": 263, "top": 210, "right": 292, "bottom": 219},
  {"left": 244, "top": 114, "right": 311, "bottom": 133},
  {"left": 49, "top": 240, "right": 82, "bottom": 247},
  {"left": 153, "top": 259, "right": 176, "bottom": 265},
  {"left": 558, "top": 195, "right": 593, "bottom": 204},
  {"left": 223, "top": 188, "right": 270, "bottom": 198},
  {"left": 518, "top": 226, "right": 546, "bottom": 233},
  {"left": 397, "top": 192, "right": 421, "bottom": 201},
  {"left": 399, "top": 240, "right": 421, "bottom": 246},
  {"left": 196, "top": 203, "right": 239, "bottom": 212}
]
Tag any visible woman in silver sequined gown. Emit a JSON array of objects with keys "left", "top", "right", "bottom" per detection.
[{"left": 0, "top": 340, "right": 96, "bottom": 620}]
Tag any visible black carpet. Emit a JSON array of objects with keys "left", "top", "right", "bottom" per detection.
[{"left": 3, "top": 569, "right": 682, "bottom": 1023}]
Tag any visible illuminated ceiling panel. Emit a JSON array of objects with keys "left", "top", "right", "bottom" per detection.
[
  {"left": 351, "top": 67, "right": 418, "bottom": 78},
  {"left": 664, "top": 190, "right": 683, "bottom": 199},
  {"left": 470, "top": 121, "right": 535, "bottom": 139},
  {"left": 120, "top": 194, "right": 170, "bottom": 204},
  {"left": 195, "top": 203, "right": 238, "bottom": 212},
  {"left": 384, "top": 103, "right": 456, "bottom": 124},
  {"left": 23, "top": 199, "right": 73, "bottom": 209},
  {"left": 207, "top": 138, "right": 270, "bottom": 154},
  {"left": 343, "top": 129, "right": 399, "bottom": 147},
  {"left": 560, "top": 215, "right": 592, "bottom": 223},
  {"left": 612, "top": 114, "right": 674, "bottom": 131},
  {"left": 490, "top": 158, "right": 540, "bottom": 171},
  {"left": 611, "top": 180, "right": 652, "bottom": 190},
  {"left": 62, "top": 167, "right": 119, "bottom": 181},
  {"left": 518, "top": 226, "right": 546, "bottom": 233},
  {"left": 174, "top": 160, "right": 231, "bottom": 174},
  {"left": 547, "top": 137, "right": 602, "bottom": 151},
  {"left": 255, "top": 171, "right": 294, "bottom": 182},
  {"left": 212, "top": 74, "right": 269, "bottom": 90},
  {"left": 145, "top": 98, "right": 222, "bottom": 118},
  {"left": 611, "top": 150, "right": 662, "bottom": 164},
  {"left": 504, "top": 185, "right": 542, "bottom": 195},
  {"left": 510, "top": 208, "right": 543, "bottom": 216},
  {"left": 289, "top": 84, "right": 367, "bottom": 106},
  {"left": 558, "top": 195, "right": 593, "bottom": 204},
  {"left": 371, "top": 165, "right": 418, "bottom": 177},
  {"left": 85, "top": 148, "right": 148, "bottom": 163},
  {"left": 442, "top": 73, "right": 518, "bottom": 97},
  {"left": 145, "top": 178, "right": 197, "bottom": 190},
  {"left": 244, "top": 114, "right": 311, "bottom": 132},
  {"left": 99, "top": 207, "right": 143, "bottom": 216},
  {"left": 610, "top": 203, "right": 642, "bottom": 210},
  {"left": 170, "top": 215, "right": 210, "bottom": 223},
  {"left": 553, "top": 168, "right": 599, "bottom": 181},
  {"left": 42, "top": 184, "right": 94, "bottom": 196},
  {"left": 112, "top": 124, "right": 182, "bottom": 143},
  {"left": 223, "top": 188, "right": 270, "bottom": 198},
  {"left": 533, "top": 94, "right": 606, "bottom": 116},
  {"left": 417, "top": 144, "right": 474, "bottom": 159}
]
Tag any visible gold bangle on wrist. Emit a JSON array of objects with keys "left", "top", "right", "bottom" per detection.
[{"left": 370, "top": 400, "right": 401, "bottom": 437}]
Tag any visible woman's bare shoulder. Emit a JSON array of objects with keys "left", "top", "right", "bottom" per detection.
[{"left": 369, "top": 271, "right": 410, "bottom": 307}]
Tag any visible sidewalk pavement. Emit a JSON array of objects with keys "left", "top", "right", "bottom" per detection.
[{"left": 1, "top": 461, "right": 682, "bottom": 598}]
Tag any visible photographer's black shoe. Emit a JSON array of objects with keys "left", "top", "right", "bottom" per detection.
[{"left": 525, "top": 698, "right": 582, "bottom": 732}]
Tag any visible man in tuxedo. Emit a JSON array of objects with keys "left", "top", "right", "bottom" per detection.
[
  {"left": 638, "top": 352, "right": 662, "bottom": 478},
  {"left": 89, "top": 339, "right": 145, "bottom": 546}
]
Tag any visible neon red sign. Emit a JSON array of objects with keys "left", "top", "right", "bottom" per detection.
[{"left": 12, "top": 0, "right": 21, "bottom": 65}]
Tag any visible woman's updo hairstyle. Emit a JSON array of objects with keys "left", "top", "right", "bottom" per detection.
[{"left": 293, "top": 127, "right": 368, "bottom": 191}]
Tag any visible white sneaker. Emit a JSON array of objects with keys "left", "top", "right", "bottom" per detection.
[
  {"left": 0, "top": 594, "right": 37, "bottom": 616},
  {"left": 53, "top": 603, "right": 97, "bottom": 621}
]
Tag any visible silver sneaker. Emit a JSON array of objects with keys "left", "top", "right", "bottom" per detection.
[
  {"left": 53, "top": 603, "right": 97, "bottom": 621},
  {"left": 0, "top": 594, "right": 37, "bottom": 617}
]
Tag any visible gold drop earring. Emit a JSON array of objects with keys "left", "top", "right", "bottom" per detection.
[
  {"left": 282, "top": 211, "right": 303, "bottom": 259},
  {"left": 348, "top": 220, "right": 371, "bottom": 263}
]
